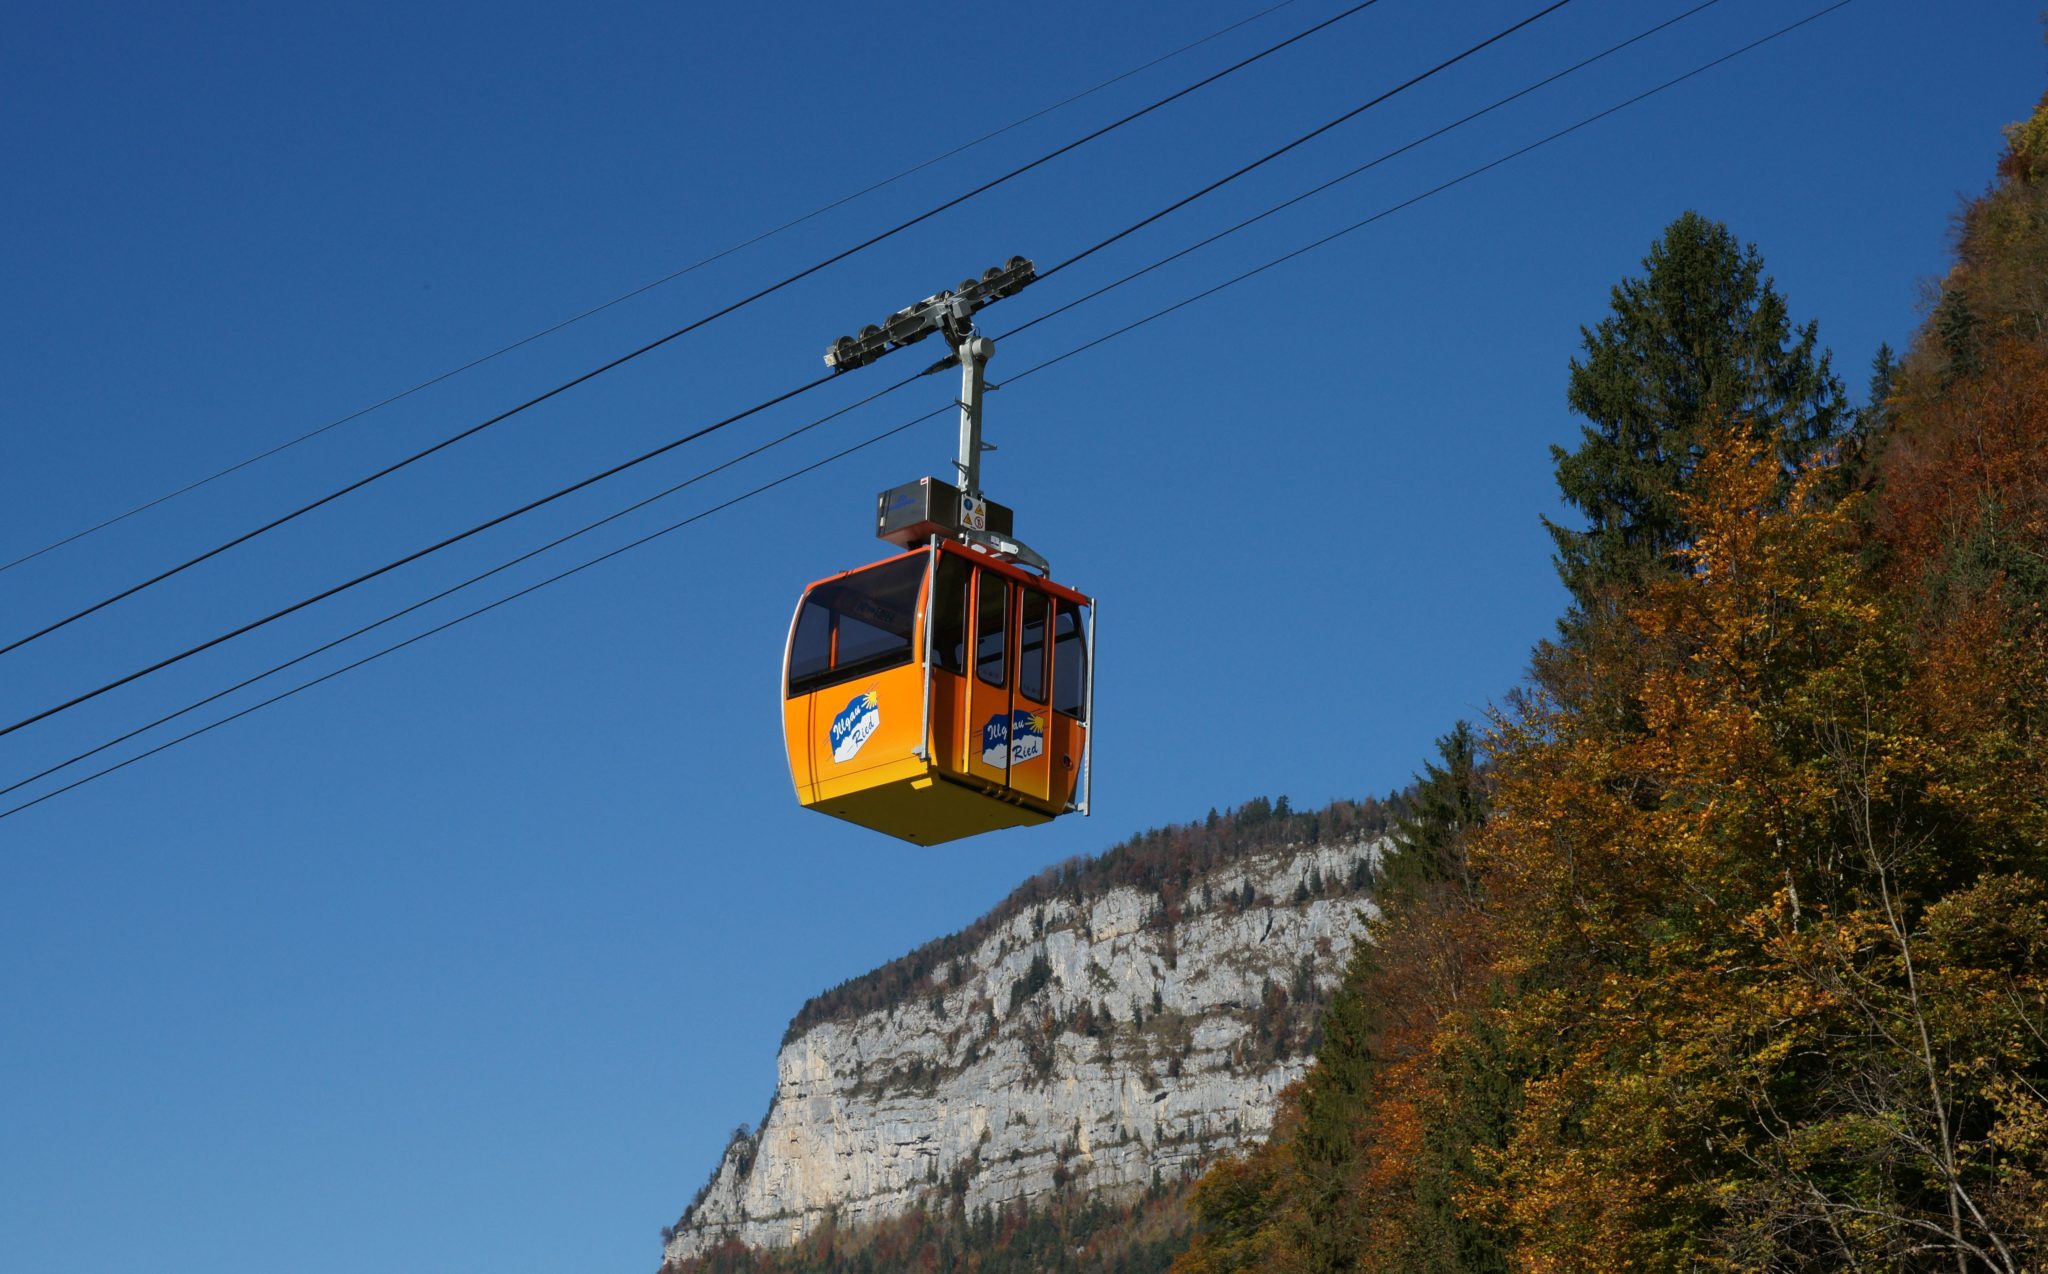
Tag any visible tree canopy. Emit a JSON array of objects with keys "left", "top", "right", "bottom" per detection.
[{"left": 1545, "top": 210, "right": 1849, "bottom": 616}]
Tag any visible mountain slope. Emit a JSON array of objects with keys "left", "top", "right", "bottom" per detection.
[{"left": 661, "top": 800, "right": 1393, "bottom": 1270}]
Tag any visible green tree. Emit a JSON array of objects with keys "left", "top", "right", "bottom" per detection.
[
  {"left": 1544, "top": 211, "right": 1848, "bottom": 617},
  {"left": 1281, "top": 940, "right": 1383, "bottom": 1270},
  {"left": 1936, "top": 285, "right": 1983, "bottom": 384},
  {"left": 1854, "top": 341, "right": 1897, "bottom": 462},
  {"left": 1380, "top": 721, "right": 1488, "bottom": 905}
]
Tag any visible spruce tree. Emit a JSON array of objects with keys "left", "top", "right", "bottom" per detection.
[
  {"left": 1935, "top": 286, "right": 1982, "bottom": 384},
  {"left": 1838, "top": 341, "right": 1897, "bottom": 487},
  {"left": 1283, "top": 939, "right": 1385, "bottom": 1270},
  {"left": 1381, "top": 721, "right": 1488, "bottom": 906},
  {"left": 1544, "top": 211, "right": 1848, "bottom": 617},
  {"left": 1864, "top": 341, "right": 1897, "bottom": 429}
]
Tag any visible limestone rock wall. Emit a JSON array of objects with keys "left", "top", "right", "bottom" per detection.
[{"left": 663, "top": 836, "right": 1383, "bottom": 1266}]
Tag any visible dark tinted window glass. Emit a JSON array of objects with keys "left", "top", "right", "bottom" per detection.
[
  {"left": 789, "top": 599, "right": 833, "bottom": 690},
  {"left": 1052, "top": 603, "right": 1088, "bottom": 719},
  {"left": 975, "top": 572, "right": 1007, "bottom": 688},
  {"left": 1017, "top": 590, "right": 1049, "bottom": 702},
  {"left": 786, "top": 555, "right": 927, "bottom": 696},
  {"left": 835, "top": 611, "right": 903, "bottom": 673},
  {"left": 932, "top": 554, "right": 969, "bottom": 674}
]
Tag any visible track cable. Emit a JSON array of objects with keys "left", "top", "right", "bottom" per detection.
[
  {"left": 0, "top": 1, "right": 1302, "bottom": 578},
  {"left": 0, "top": 0, "right": 1389, "bottom": 656},
  {"left": 0, "top": 0, "right": 1863, "bottom": 822},
  {"left": 0, "top": 0, "right": 1572, "bottom": 735}
]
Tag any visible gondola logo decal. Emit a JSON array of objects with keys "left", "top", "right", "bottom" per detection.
[
  {"left": 980, "top": 710, "right": 1047, "bottom": 767},
  {"left": 830, "top": 689, "right": 881, "bottom": 763}
]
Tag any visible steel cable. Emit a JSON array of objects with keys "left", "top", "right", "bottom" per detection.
[
  {"left": 1, "top": 0, "right": 1387, "bottom": 656},
  {"left": 0, "top": 0, "right": 1865, "bottom": 821},
  {"left": 0, "top": 1, "right": 1303, "bottom": 578}
]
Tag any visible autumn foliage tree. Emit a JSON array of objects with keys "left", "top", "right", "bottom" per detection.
[{"left": 1182, "top": 85, "right": 2048, "bottom": 1273}]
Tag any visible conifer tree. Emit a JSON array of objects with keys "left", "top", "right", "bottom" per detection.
[
  {"left": 1936, "top": 286, "right": 1983, "bottom": 384},
  {"left": 1381, "top": 721, "right": 1488, "bottom": 905},
  {"left": 1545, "top": 211, "right": 1848, "bottom": 617},
  {"left": 1854, "top": 341, "right": 1897, "bottom": 463}
]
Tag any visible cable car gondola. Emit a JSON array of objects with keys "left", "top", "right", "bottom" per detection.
[
  {"left": 783, "top": 530, "right": 1092, "bottom": 845},
  {"left": 781, "top": 258, "right": 1095, "bottom": 845}
]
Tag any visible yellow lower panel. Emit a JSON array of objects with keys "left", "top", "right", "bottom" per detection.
[{"left": 801, "top": 764, "right": 1057, "bottom": 846}]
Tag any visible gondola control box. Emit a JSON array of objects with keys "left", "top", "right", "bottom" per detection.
[{"left": 876, "top": 477, "right": 1013, "bottom": 548}]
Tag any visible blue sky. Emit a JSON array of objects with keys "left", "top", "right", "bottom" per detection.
[{"left": 2, "top": 2, "right": 2042, "bottom": 1271}]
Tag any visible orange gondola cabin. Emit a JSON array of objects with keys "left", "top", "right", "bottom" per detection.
[
  {"left": 782, "top": 528, "right": 1093, "bottom": 846},
  {"left": 788, "top": 255, "right": 1092, "bottom": 844}
]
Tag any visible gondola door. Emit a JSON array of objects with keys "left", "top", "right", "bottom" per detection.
[
  {"left": 964, "top": 566, "right": 1013, "bottom": 787},
  {"left": 1006, "top": 585, "right": 1054, "bottom": 804}
]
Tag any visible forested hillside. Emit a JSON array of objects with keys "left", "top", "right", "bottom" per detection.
[
  {"left": 1178, "top": 85, "right": 2048, "bottom": 1272},
  {"left": 679, "top": 1184, "right": 1193, "bottom": 1274}
]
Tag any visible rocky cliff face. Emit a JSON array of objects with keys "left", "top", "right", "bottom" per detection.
[{"left": 662, "top": 833, "right": 1384, "bottom": 1267}]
